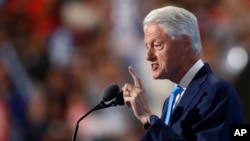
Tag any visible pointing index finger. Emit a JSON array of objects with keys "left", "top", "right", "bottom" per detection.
[{"left": 128, "top": 66, "right": 142, "bottom": 87}]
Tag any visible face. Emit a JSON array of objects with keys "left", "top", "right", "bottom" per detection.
[{"left": 144, "top": 24, "right": 184, "bottom": 80}]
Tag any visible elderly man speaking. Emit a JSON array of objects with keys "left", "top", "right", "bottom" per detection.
[{"left": 122, "top": 6, "right": 244, "bottom": 141}]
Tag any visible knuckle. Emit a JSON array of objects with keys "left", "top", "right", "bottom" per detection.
[
  {"left": 136, "top": 88, "right": 144, "bottom": 94},
  {"left": 123, "top": 83, "right": 129, "bottom": 89}
]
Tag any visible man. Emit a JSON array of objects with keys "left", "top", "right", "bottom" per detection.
[{"left": 122, "top": 6, "right": 244, "bottom": 141}]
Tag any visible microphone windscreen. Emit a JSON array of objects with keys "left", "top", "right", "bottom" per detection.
[
  {"left": 103, "top": 84, "right": 120, "bottom": 102},
  {"left": 116, "top": 91, "right": 124, "bottom": 105}
]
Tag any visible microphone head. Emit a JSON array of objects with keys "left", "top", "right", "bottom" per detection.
[
  {"left": 115, "top": 91, "right": 124, "bottom": 105},
  {"left": 103, "top": 84, "right": 120, "bottom": 102}
]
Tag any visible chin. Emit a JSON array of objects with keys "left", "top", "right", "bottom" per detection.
[
  {"left": 152, "top": 73, "right": 162, "bottom": 79},
  {"left": 152, "top": 71, "right": 166, "bottom": 79}
]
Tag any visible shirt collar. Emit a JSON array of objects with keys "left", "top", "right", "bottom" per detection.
[{"left": 178, "top": 59, "right": 204, "bottom": 89}]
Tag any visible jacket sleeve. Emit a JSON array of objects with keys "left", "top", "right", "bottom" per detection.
[{"left": 140, "top": 119, "right": 186, "bottom": 141}]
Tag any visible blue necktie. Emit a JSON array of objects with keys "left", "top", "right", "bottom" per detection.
[{"left": 165, "top": 86, "right": 183, "bottom": 125}]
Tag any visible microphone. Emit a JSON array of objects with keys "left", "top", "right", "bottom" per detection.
[
  {"left": 103, "top": 84, "right": 120, "bottom": 102},
  {"left": 71, "top": 83, "right": 124, "bottom": 141},
  {"left": 102, "top": 83, "right": 124, "bottom": 105},
  {"left": 101, "top": 83, "right": 124, "bottom": 105},
  {"left": 115, "top": 91, "right": 124, "bottom": 105}
]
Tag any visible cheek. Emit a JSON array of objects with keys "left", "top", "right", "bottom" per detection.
[
  {"left": 158, "top": 54, "right": 169, "bottom": 69},
  {"left": 158, "top": 50, "right": 176, "bottom": 71},
  {"left": 158, "top": 47, "right": 169, "bottom": 59}
]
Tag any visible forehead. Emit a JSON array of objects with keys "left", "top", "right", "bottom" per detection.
[
  {"left": 144, "top": 23, "right": 171, "bottom": 42},
  {"left": 144, "top": 24, "right": 164, "bottom": 35}
]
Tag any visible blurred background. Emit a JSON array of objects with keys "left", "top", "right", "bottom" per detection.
[{"left": 0, "top": 0, "right": 249, "bottom": 141}]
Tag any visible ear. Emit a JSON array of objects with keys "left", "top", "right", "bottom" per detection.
[{"left": 181, "top": 34, "right": 191, "bottom": 52}]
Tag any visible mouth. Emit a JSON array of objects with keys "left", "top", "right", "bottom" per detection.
[{"left": 151, "top": 63, "right": 159, "bottom": 71}]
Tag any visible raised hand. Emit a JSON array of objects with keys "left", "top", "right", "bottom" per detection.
[{"left": 122, "top": 66, "right": 151, "bottom": 125}]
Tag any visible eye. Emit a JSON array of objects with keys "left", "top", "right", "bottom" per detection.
[
  {"left": 153, "top": 42, "right": 164, "bottom": 50},
  {"left": 154, "top": 44, "right": 161, "bottom": 47}
]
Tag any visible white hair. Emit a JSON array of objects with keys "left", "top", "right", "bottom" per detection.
[{"left": 143, "top": 6, "right": 202, "bottom": 54}]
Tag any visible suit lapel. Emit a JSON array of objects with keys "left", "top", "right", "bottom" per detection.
[{"left": 169, "top": 64, "right": 212, "bottom": 124}]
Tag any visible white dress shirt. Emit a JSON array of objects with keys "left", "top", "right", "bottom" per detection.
[{"left": 172, "top": 59, "right": 204, "bottom": 109}]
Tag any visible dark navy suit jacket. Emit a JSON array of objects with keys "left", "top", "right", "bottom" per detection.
[{"left": 141, "top": 64, "right": 244, "bottom": 141}]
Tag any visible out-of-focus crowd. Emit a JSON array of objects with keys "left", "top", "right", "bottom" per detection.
[{"left": 0, "top": 0, "right": 249, "bottom": 141}]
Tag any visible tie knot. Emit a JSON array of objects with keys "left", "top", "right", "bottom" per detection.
[{"left": 171, "top": 86, "right": 183, "bottom": 96}]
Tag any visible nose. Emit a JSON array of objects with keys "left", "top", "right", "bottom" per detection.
[{"left": 146, "top": 48, "right": 156, "bottom": 61}]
